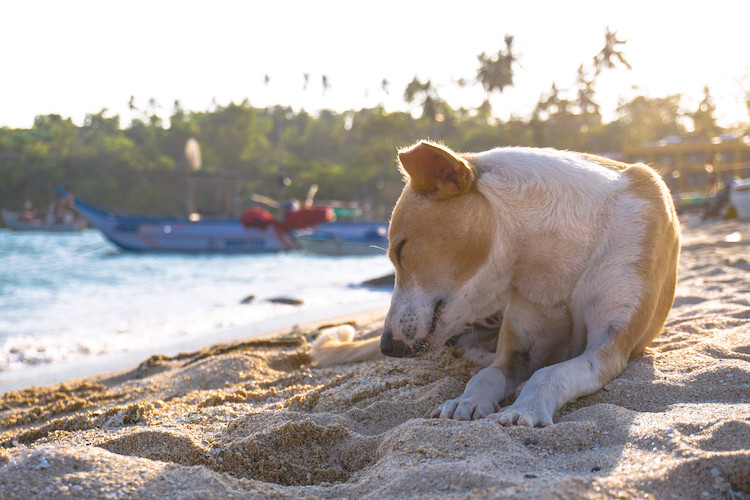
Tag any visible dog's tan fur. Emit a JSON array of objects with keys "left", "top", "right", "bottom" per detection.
[{"left": 313, "top": 140, "right": 680, "bottom": 427}]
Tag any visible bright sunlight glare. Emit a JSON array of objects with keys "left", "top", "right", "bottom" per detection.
[{"left": 1, "top": 0, "right": 748, "bottom": 129}]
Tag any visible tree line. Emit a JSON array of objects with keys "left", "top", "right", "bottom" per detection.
[{"left": 1, "top": 29, "right": 743, "bottom": 219}]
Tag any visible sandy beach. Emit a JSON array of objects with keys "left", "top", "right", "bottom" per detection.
[{"left": 1, "top": 219, "right": 749, "bottom": 499}]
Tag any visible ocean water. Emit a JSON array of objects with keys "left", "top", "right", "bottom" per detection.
[{"left": 0, "top": 230, "right": 393, "bottom": 385}]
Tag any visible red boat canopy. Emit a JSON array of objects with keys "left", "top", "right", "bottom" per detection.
[
  {"left": 241, "top": 207, "right": 275, "bottom": 230},
  {"left": 241, "top": 205, "right": 334, "bottom": 232},
  {"left": 282, "top": 206, "right": 334, "bottom": 231}
]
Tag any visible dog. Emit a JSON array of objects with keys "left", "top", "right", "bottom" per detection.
[{"left": 313, "top": 140, "right": 680, "bottom": 427}]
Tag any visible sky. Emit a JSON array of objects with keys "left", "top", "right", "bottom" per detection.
[{"left": 1, "top": 0, "right": 749, "bottom": 130}]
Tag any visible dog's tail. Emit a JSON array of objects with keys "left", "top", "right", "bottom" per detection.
[{"left": 310, "top": 324, "right": 382, "bottom": 368}]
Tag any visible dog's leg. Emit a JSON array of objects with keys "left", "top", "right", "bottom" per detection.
[
  {"left": 492, "top": 341, "right": 626, "bottom": 427},
  {"left": 495, "top": 225, "right": 679, "bottom": 427},
  {"left": 431, "top": 365, "right": 507, "bottom": 420},
  {"left": 432, "top": 295, "right": 571, "bottom": 421}
]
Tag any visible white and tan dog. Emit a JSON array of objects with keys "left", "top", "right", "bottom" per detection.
[{"left": 314, "top": 140, "right": 680, "bottom": 427}]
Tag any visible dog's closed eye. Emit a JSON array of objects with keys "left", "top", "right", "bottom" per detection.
[{"left": 394, "top": 239, "right": 407, "bottom": 267}]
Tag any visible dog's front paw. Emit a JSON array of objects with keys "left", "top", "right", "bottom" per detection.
[
  {"left": 493, "top": 402, "right": 553, "bottom": 428},
  {"left": 431, "top": 397, "right": 500, "bottom": 421}
]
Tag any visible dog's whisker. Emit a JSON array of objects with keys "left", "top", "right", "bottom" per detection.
[{"left": 429, "top": 298, "right": 446, "bottom": 334}]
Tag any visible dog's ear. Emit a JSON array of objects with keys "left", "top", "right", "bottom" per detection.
[{"left": 398, "top": 141, "right": 474, "bottom": 200}]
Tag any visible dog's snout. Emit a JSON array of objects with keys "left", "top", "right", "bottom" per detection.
[{"left": 381, "top": 330, "right": 413, "bottom": 358}]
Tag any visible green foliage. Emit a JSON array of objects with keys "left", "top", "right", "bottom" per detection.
[
  {"left": 615, "top": 95, "right": 686, "bottom": 147},
  {"left": 689, "top": 86, "right": 722, "bottom": 140},
  {"left": 0, "top": 92, "right": 730, "bottom": 216}
]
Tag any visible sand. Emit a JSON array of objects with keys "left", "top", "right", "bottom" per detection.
[{"left": 1, "top": 219, "right": 749, "bottom": 499}]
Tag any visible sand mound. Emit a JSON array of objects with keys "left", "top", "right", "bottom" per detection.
[{"left": 1, "top": 220, "right": 749, "bottom": 499}]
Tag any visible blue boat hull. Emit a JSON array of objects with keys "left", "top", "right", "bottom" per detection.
[
  {"left": 295, "top": 221, "right": 389, "bottom": 256},
  {"left": 67, "top": 192, "right": 293, "bottom": 253}
]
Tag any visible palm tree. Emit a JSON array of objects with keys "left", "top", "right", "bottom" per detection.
[
  {"left": 534, "top": 83, "right": 571, "bottom": 120},
  {"left": 575, "top": 65, "right": 600, "bottom": 119},
  {"left": 476, "top": 35, "right": 518, "bottom": 96},
  {"left": 403, "top": 77, "right": 447, "bottom": 122},
  {"left": 593, "top": 27, "right": 632, "bottom": 76}
]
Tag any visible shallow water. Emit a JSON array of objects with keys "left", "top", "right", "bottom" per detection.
[{"left": 0, "top": 229, "right": 393, "bottom": 373}]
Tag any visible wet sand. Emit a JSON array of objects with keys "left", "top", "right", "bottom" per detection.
[{"left": 1, "top": 220, "right": 749, "bottom": 499}]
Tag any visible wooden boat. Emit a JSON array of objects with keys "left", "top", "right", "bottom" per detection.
[
  {"left": 1, "top": 209, "right": 85, "bottom": 232},
  {"left": 60, "top": 188, "right": 332, "bottom": 253},
  {"left": 295, "top": 221, "right": 389, "bottom": 256}
]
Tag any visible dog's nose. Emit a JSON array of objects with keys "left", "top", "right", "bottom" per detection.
[{"left": 380, "top": 330, "right": 413, "bottom": 358}]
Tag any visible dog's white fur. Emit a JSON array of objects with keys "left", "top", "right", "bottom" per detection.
[{"left": 313, "top": 141, "right": 680, "bottom": 427}]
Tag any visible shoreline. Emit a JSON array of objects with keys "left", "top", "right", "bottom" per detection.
[{"left": 0, "top": 300, "right": 389, "bottom": 394}]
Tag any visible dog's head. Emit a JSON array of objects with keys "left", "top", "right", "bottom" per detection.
[{"left": 381, "top": 141, "right": 498, "bottom": 357}]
